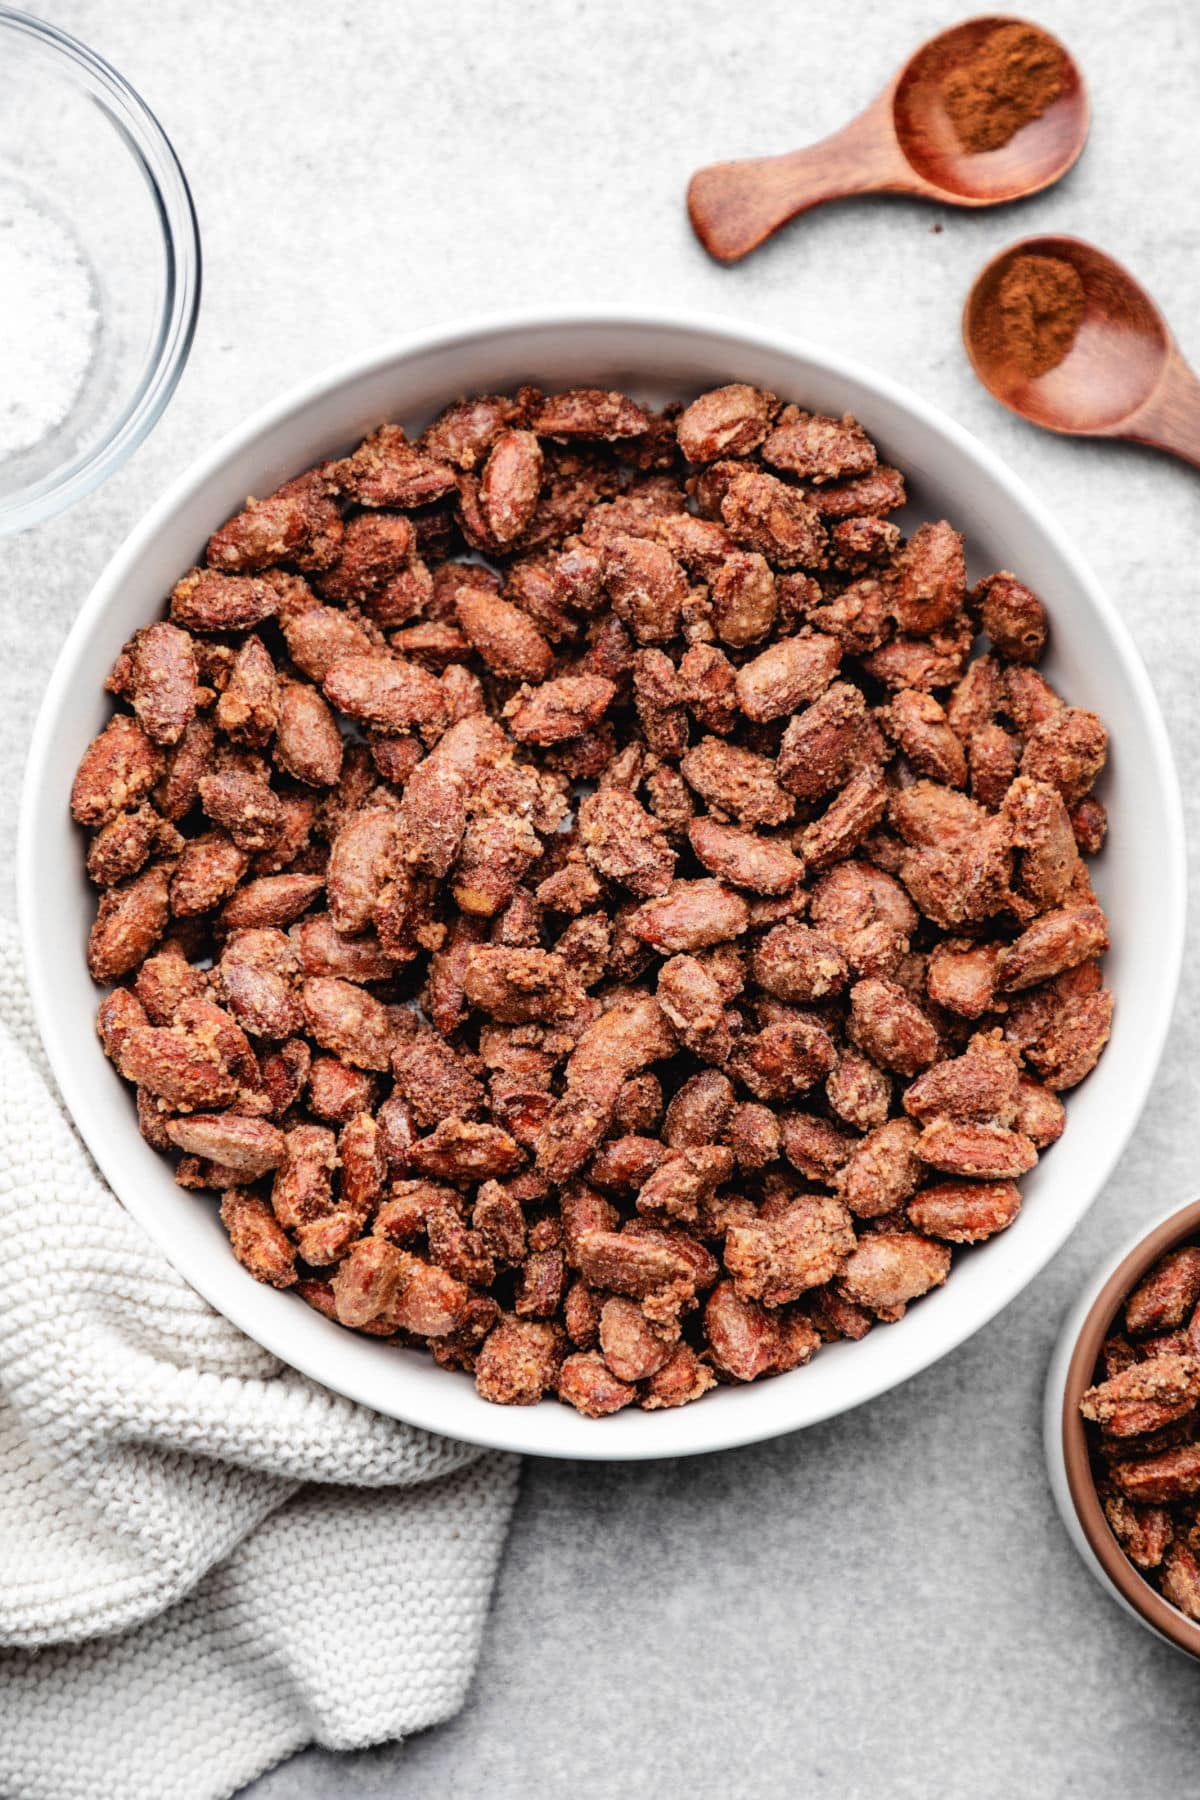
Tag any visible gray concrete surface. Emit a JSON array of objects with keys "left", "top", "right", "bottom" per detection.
[{"left": 5, "top": 2, "right": 1200, "bottom": 1794}]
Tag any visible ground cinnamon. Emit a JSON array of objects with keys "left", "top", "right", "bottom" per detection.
[
  {"left": 942, "top": 23, "right": 1068, "bottom": 154},
  {"left": 979, "top": 253, "right": 1085, "bottom": 379}
]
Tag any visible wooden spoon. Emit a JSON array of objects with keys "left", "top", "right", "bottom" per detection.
[
  {"left": 963, "top": 236, "right": 1200, "bottom": 467},
  {"left": 687, "top": 14, "right": 1088, "bottom": 264}
]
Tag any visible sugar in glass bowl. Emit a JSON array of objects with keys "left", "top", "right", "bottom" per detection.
[{"left": 0, "top": 7, "right": 200, "bottom": 533}]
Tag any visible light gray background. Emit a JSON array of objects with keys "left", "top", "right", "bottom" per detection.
[{"left": 6, "top": 2, "right": 1200, "bottom": 1794}]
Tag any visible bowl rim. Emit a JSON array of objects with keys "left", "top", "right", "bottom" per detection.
[
  {"left": 18, "top": 304, "right": 1187, "bottom": 1459},
  {"left": 0, "top": 5, "right": 202, "bottom": 534},
  {"left": 1060, "top": 1197, "right": 1200, "bottom": 1657}
]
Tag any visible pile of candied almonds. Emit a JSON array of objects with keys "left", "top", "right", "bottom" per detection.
[
  {"left": 1083, "top": 1243, "right": 1200, "bottom": 1623},
  {"left": 73, "top": 379, "right": 1113, "bottom": 1416}
]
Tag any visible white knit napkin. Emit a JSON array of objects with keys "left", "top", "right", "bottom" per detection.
[{"left": 0, "top": 919, "right": 520, "bottom": 1800}]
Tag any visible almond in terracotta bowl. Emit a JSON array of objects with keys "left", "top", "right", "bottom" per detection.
[{"left": 1047, "top": 1197, "right": 1200, "bottom": 1658}]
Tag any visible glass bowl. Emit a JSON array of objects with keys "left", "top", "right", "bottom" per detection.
[{"left": 0, "top": 7, "right": 200, "bottom": 533}]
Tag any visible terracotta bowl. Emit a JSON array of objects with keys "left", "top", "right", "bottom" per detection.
[{"left": 1045, "top": 1198, "right": 1200, "bottom": 1658}]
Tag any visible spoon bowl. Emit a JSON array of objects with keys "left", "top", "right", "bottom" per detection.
[
  {"left": 963, "top": 236, "right": 1200, "bottom": 465},
  {"left": 688, "top": 14, "right": 1088, "bottom": 264},
  {"left": 892, "top": 15, "right": 1088, "bottom": 202}
]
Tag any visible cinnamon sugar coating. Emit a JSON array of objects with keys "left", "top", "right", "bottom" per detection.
[{"left": 76, "top": 380, "right": 1112, "bottom": 1412}]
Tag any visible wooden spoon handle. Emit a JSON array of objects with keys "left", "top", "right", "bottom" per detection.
[
  {"left": 687, "top": 98, "right": 914, "bottom": 264},
  {"left": 1119, "top": 349, "right": 1200, "bottom": 469}
]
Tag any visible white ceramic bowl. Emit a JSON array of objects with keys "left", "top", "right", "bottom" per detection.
[{"left": 19, "top": 309, "right": 1185, "bottom": 1460}]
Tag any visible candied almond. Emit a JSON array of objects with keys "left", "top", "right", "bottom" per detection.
[
  {"left": 558, "top": 1350, "right": 637, "bottom": 1417},
  {"left": 199, "top": 766, "right": 284, "bottom": 854},
  {"left": 530, "top": 388, "right": 648, "bottom": 442},
  {"left": 218, "top": 928, "right": 302, "bottom": 1038},
  {"left": 779, "top": 1112, "right": 855, "bottom": 1185},
  {"left": 1110, "top": 1442, "right": 1200, "bottom": 1505},
  {"left": 87, "top": 864, "right": 171, "bottom": 983},
  {"left": 776, "top": 681, "right": 872, "bottom": 799},
  {"left": 810, "top": 464, "right": 905, "bottom": 519},
  {"left": 1100, "top": 1491, "right": 1172, "bottom": 1571},
  {"left": 642, "top": 1344, "right": 718, "bottom": 1410},
  {"left": 1020, "top": 707, "right": 1107, "bottom": 805},
  {"left": 220, "top": 1190, "right": 296, "bottom": 1288},
  {"left": 167, "top": 1113, "right": 285, "bottom": 1179},
  {"left": 504, "top": 674, "right": 616, "bottom": 746},
  {"left": 656, "top": 956, "right": 730, "bottom": 1059},
  {"left": 323, "top": 653, "right": 447, "bottom": 740},
  {"left": 1162, "top": 1543, "right": 1200, "bottom": 1620},
  {"left": 688, "top": 816, "right": 802, "bottom": 895},
  {"left": 454, "top": 585, "right": 554, "bottom": 682},
  {"left": 891, "top": 521, "right": 965, "bottom": 635},
  {"left": 575, "top": 1228, "right": 692, "bottom": 1299},
  {"left": 599, "top": 1297, "right": 676, "bottom": 1382},
  {"left": 881, "top": 690, "right": 967, "bottom": 789},
  {"left": 752, "top": 921, "right": 847, "bottom": 1005},
  {"left": 409, "top": 1118, "right": 522, "bottom": 1181},
  {"left": 274, "top": 681, "right": 343, "bottom": 788},
  {"left": 837, "top": 1118, "right": 923, "bottom": 1219},
  {"left": 663, "top": 1070, "right": 735, "bottom": 1148},
  {"left": 1081, "top": 1353, "right": 1200, "bottom": 1438},
  {"left": 925, "top": 939, "right": 1002, "bottom": 1020},
  {"left": 72, "top": 715, "right": 164, "bottom": 828},
  {"left": 705, "top": 1282, "right": 781, "bottom": 1381},
  {"left": 974, "top": 571, "right": 1047, "bottom": 664},
  {"left": 1126, "top": 1248, "right": 1200, "bottom": 1337},
  {"left": 207, "top": 471, "right": 342, "bottom": 575},
  {"left": 761, "top": 408, "right": 876, "bottom": 483},
  {"left": 219, "top": 872, "right": 325, "bottom": 931},
  {"left": 711, "top": 550, "right": 778, "bottom": 648},
  {"left": 915, "top": 1119, "right": 1036, "bottom": 1181},
  {"left": 997, "top": 905, "right": 1109, "bottom": 993},
  {"left": 636, "top": 1145, "right": 734, "bottom": 1226},
  {"left": 676, "top": 384, "right": 777, "bottom": 463},
  {"left": 848, "top": 977, "right": 939, "bottom": 1076},
  {"left": 902, "top": 1032, "right": 1020, "bottom": 1126},
  {"left": 602, "top": 533, "right": 688, "bottom": 646},
  {"left": 799, "top": 763, "right": 887, "bottom": 871},
  {"left": 728, "top": 1101, "right": 781, "bottom": 1170},
  {"left": 127, "top": 623, "right": 197, "bottom": 747},
  {"left": 629, "top": 879, "right": 750, "bottom": 955},
  {"left": 86, "top": 806, "right": 174, "bottom": 888},
  {"left": 826, "top": 1052, "right": 891, "bottom": 1132},
  {"left": 134, "top": 945, "right": 204, "bottom": 1029},
  {"left": 907, "top": 1179, "right": 1020, "bottom": 1243},
  {"left": 839, "top": 1231, "right": 950, "bottom": 1321},
  {"left": 479, "top": 429, "right": 544, "bottom": 546},
  {"left": 679, "top": 735, "right": 794, "bottom": 828},
  {"left": 721, "top": 468, "right": 827, "bottom": 570},
  {"left": 735, "top": 631, "right": 841, "bottom": 723},
  {"left": 725, "top": 1194, "right": 855, "bottom": 1308}
]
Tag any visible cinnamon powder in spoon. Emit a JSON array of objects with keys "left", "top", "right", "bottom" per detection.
[
  {"left": 942, "top": 23, "right": 1068, "bottom": 154},
  {"left": 979, "top": 253, "right": 1085, "bottom": 379}
]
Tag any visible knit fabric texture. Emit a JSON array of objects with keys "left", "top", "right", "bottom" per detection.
[{"left": 0, "top": 920, "right": 520, "bottom": 1800}]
